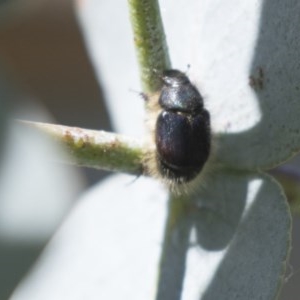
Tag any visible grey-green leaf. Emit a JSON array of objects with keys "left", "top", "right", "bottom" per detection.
[
  {"left": 157, "top": 171, "right": 291, "bottom": 300},
  {"left": 11, "top": 171, "right": 291, "bottom": 300},
  {"left": 181, "top": 0, "right": 300, "bottom": 169}
]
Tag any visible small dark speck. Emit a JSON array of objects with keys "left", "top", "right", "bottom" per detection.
[{"left": 249, "top": 67, "right": 264, "bottom": 90}]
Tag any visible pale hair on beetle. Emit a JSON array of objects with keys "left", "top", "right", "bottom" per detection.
[{"left": 142, "top": 69, "right": 217, "bottom": 195}]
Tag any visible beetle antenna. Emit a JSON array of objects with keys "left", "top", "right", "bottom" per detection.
[
  {"left": 185, "top": 64, "right": 191, "bottom": 75},
  {"left": 129, "top": 88, "right": 148, "bottom": 101}
]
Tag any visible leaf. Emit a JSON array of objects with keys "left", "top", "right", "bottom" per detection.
[
  {"left": 10, "top": 175, "right": 168, "bottom": 300},
  {"left": 77, "top": 0, "right": 300, "bottom": 169},
  {"left": 163, "top": 0, "right": 300, "bottom": 169},
  {"left": 157, "top": 171, "right": 291, "bottom": 300},
  {"left": 76, "top": 0, "right": 144, "bottom": 137},
  {"left": 11, "top": 171, "right": 291, "bottom": 300},
  {"left": 0, "top": 116, "right": 83, "bottom": 299}
]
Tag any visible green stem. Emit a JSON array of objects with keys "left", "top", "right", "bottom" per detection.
[
  {"left": 128, "top": 3, "right": 192, "bottom": 296},
  {"left": 128, "top": 0, "right": 171, "bottom": 93},
  {"left": 21, "top": 121, "right": 145, "bottom": 175}
]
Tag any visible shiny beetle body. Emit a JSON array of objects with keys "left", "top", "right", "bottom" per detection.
[{"left": 154, "top": 69, "right": 211, "bottom": 184}]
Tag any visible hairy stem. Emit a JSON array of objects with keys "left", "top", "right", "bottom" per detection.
[
  {"left": 21, "top": 121, "right": 145, "bottom": 176},
  {"left": 128, "top": 0, "right": 171, "bottom": 93}
]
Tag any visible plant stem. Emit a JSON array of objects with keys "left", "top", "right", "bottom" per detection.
[
  {"left": 21, "top": 121, "right": 145, "bottom": 176},
  {"left": 128, "top": 0, "right": 171, "bottom": 93}
]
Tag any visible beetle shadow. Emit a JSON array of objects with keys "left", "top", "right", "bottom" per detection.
[
  {"left": 197, "top": 0, "right": 297, "bottom": 298},
  {"left": 155, "top": 170, "right": 248, "bottom": 300},
  {"left": 201, "top": 176, "right": 290, "bottom": 300},
  {"left": 215, "top": 0, "right": 300, "bottom": 170},
  {"left": 155, "top": 0, "right": 297, "bottom": 298}
]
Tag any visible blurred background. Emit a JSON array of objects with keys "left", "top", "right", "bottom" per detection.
[
  {"left": 0, "top": 0, "right": 112, "bottom": 186},
  {"left": 0, "top": 1, "right": 113, "bottom": 299},
  {"left": 0, "top": 0, "right": 299, "bottom": 299}
]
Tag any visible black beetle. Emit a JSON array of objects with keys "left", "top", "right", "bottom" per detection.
[{"left": 152, "top": 69, "right": 211, "bottom": 184}]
